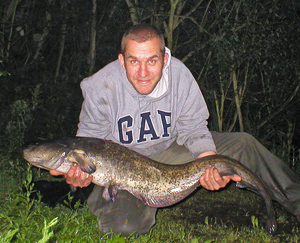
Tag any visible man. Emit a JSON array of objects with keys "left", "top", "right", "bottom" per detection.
[{"left": 50, "top": 24, "right": 300, "bottom": 235}]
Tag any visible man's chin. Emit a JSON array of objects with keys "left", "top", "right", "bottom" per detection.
[
  {"left": 135, "top": 86, "right": 155, "bottom": 95},
  {"left": 137, "top": 90, "right": 153, "bottom": 95}
]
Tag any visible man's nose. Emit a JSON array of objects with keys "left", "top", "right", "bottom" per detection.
[{"left": 138, "top": 63, "right": 148, "bottom": 77}]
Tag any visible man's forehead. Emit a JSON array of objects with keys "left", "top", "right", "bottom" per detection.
[
  {"left": 124, "top": 38, "right": 161, "bottom": 52},
  {"left": 124, "top": 47, "right": 163, "bottom": 62}
]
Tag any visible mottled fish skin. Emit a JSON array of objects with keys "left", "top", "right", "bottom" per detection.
[{"left": 23, "top": 137, "right": 277, "bottom": 235}]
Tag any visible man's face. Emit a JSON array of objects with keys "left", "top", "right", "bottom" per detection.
[{"left": 118, "top": 37, "right": 168, "bottom": 95}]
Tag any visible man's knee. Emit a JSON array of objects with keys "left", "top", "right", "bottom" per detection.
[
  {"left": 236, "top": 132, "right": 256, "bottom": 148},
  {"left": 89, "top": 188, "right": 157, "bottom": 236},
  {"left": 212, "top": 131, "right": 259, "bottom": 158}
]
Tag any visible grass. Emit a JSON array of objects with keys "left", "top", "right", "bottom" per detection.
[{"left": 1, "top": 161, "right": 300, "bottom": 242}]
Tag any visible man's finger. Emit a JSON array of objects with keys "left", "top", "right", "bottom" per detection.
[
  {"left": 66, "top": 164, "right": 78, "bottom": 178},
  {"left": 49, "top": 170, "right": 65, "bottom": 176},
  {"left": 223, "top": 174, "right": 242, "bottom": 182}
]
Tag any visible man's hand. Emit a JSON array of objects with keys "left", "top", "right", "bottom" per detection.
[
  {"left": 49, "top": 163, "right": 93, "bottom": 188},
  {"left": 199, "top": 166, "right": 241, "bottom": 190},
  {"left": 198, "top": 151, "right": 242, "bottom": 191}
]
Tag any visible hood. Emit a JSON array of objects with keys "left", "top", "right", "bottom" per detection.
[
  {"left": 120, "top": 47, "right": 172, "bottom": 101},
  {"left": 147, "top": 47, "right": 171, "bottom": 98}
]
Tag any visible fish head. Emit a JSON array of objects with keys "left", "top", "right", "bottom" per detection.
[
  {"left": 23, "top": 138, "right": 74, "bottom": 170},
  {"left": 23, "top": 138, "right": 96, "bottom": 174}
]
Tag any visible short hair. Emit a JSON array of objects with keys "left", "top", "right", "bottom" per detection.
[{"left": 121, "top": 24, "right": 165, "bottom": 54}]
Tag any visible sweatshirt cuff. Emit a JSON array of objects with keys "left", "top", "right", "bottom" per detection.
[{"left": 187, "top": 139, "right": 217, "bottom": 158}]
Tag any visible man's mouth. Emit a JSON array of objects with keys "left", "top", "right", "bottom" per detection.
[{"left": 137, "top": 79, "right": 151, "bottom": 84}]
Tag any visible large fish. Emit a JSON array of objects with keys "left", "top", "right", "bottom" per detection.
[{"left": 23, "top": 137, "right": 277, "bottom": 234}]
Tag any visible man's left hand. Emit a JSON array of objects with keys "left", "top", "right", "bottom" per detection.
[
  {"left": 199, "top": 166, "right": 241, "bottom": 191},
  {"left": 197, "top": 151, "right": 242, "bottom": 191}
]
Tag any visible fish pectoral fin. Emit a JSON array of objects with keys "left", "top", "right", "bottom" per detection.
[
  {"left": 102, "top": 186, "right": 118, "bottom": 202},
  {"left": 102, "top": 187, "right": 111, "bottom": 201},
  {"left": 67, "top": 149, "right": 96, "bottom": 174}
]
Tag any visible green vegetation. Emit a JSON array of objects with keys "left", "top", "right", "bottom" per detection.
[{"left": 1, "top": 166, "right": 300, "bottom": 242}]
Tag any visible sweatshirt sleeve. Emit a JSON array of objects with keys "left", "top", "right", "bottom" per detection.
[
  {"left": 174, "top": 67, "right": 216, "bottom": 157},
  {"left": 76, "top": 77, "right": 112, "bottom": 138}
]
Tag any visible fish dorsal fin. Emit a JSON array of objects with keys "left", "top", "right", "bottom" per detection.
[{"left": 67, "top": 149, "right": 96, "bottom": 174}]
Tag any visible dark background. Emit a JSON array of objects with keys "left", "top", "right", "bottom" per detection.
[{"left": 1, "top": 0, "right": 299, "bottom": 170}]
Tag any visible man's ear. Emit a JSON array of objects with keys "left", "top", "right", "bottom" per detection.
[
  {"left": 118, "top": 53, "right": 125, "bottom": 69},
  {"left": 163, "top": 52, "right": 169, "bottom": 68}
]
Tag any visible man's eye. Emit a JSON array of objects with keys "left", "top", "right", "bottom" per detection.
[
  {"left": 131, "top": 60, "right": 138, "bottom": 64},
  {"left": 149, "top": 60, "right": 156, "bottom": 65}
]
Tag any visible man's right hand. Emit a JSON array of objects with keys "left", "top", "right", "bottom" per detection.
[{"left": 50, "top": 163, "right": 93, "bottom": 188}]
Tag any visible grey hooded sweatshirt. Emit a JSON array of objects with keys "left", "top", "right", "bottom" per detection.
[{"left": 77, "top": 48, "right": 216, "bottom": 157}]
